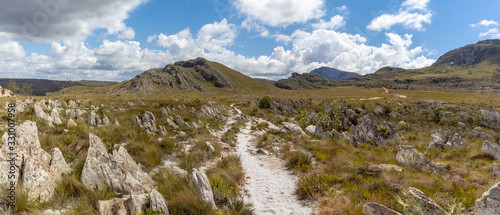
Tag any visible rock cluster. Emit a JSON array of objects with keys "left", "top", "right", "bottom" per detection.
[
  {"left": 280, "top": 122, "right": 306, "bottom": 135},
  {"left": 81, "top": 133, "right": 156, "bottom": 193},
  {"left": 482, "top": 140, "right": 500, "bottom": 160},
  {"left": 88, "top": 111, "right": 110, "bottom": 127},
  {"left": 134, "top": 111, "right": 158, "bottom": 133},
  {"left": 476, "top": 182, "right": 500, "bottom": 214},
  {"left": 428, "top": 132, "right": 466, "bottom": 150},
  {"left": 0, "top": 121, "right": 71, "bottom": 202},
  {"left": 34, "top": 103, "right": 63, "bottom": 126},
  {"left": 98, "top": 189, "right": 169, "bottom": 215},
  {"left": 350, "top": 114, "right": 384, "bottom": 147}
]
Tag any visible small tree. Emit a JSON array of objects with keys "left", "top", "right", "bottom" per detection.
[
  {"left": 7, "top": 79, "right": 19, "bottom": 93},
  {"left": 259, "top": 96, "right": 272, "bottom": 109}
]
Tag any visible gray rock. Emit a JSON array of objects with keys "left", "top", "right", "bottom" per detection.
[
  {"left": 149, "top": 189, "right": 170, "bottom": 214},
  {"left": 175, "top": 115, "right": 190, "bottom": 127},
  {"left": 161, "top": 107, "right": 168, "bottom": 115},
  {"left": 206, "top": 141, "right": 215, "bottom": 155},
  {"left": 389, "top": 111, "right": 402, "bottom": 119},
  {"left": 280, "top": 122, "right": 305, "bottom": 135},
  {"left": 314, "top": 123, "right": 332, "bottom": 139},
  {"left": 48, "top": 148, "right": 72, "bottom": 176},
  {"left": 305, "top": 125, "right": 316, "bottom": 135},
  {"left": 159, "top": 125, "right": 167, "bottom": 136},
  {"left": 167, "top": 118, "right": 179, "bottom": 129},
  {"left": 405, "top": 187, "right": 445, "bottom": 215},
  {"left": 81, "top": 133, "right": 155, "bottom": 194},
  {"left": 494, "top": 163, "right": 500, "bottom": 177},
  {"left": 88, "top": 111, "right": 102, "bottom": 127},
  {"left": 475, "top": 182, "right": 500, "bottom": 215},
  {"left": 482, "top": 141, "right": 500, "bottom": 160},
  {"left": 137, "top": 100, "right": 145, "bottom": 106},
  {"left": 128, "top": 102, "right": 134, "bottom": 106},
  {"left": 67, "top": 119, "right": 77, "bottom": 129},
  {"left": 374, "top": 107, "right": 385, "bottom": 115},
  {"left": 190, "top": 168, "right": 216, "bottom": 208},
  {"left": 102, "top": 115, "right": 110, "bottom": 126},
  {"left": 51, "top": 109, "right": 62, "bottom": 125},
  {"left": 429, "top": 132, "right": 466, "bottom": 150},
  {"left": 114, "top": 118, "right": 120, "bottom": 126},
  {"left": 98, "top": 198, "right": 127, "bottom": 215},
  {"left": 363, "top": 202, "right": 402, "bottom": 215},
  {"left": 350, "top": 114, "right": 384, "bottom": 147},
  {"left": 126, "top": 193, "right": 148, "bottom": 215},
  {"left": 396, "top": 145, "right": 445, "bottom": 175}
]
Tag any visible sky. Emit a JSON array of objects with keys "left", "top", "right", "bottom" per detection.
[{"left": 0, "top": 0, "right": 499, "bottom": 81}]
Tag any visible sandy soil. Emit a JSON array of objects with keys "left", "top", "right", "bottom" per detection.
[{"left": 236, "top": 122, "right": 313, "bottom": 215}]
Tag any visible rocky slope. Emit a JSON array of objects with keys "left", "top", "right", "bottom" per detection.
[
  {"left": 109, "top": 57, "right": 270, "bottom": 94},
  {"left": 310, "top": 67, "right": 359, "bottom": 80},
  {"left": 274, "top": 72, "right": 329, "bottom": 90}
]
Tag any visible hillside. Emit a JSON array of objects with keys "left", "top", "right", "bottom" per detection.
[
  {"left": 274, "top": 72, "right": 329, "bottom": 90},
  {"left": 0, "top": 79, "right": 116, "bottom": 96},
  {"left": 332, "top": 39, "right": 500, "bottom": 92},
  {"left": 109, "top": 57, "right": 271, "bottom": 94},
  {"left": 310, "top": 67, "right": 359, "bottom": 80}
]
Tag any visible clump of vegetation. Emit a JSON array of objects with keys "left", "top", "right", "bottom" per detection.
[{"left": 258, "top": 96, "right": 272, "bottom": 109}]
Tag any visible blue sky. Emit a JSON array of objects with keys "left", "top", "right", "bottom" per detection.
[{"left": 0, "top": 0, "right": 499, "bottom": 81}]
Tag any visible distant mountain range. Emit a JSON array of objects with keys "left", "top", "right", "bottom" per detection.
[{"left": 310, "top": 67, "right": 359, "bottom": 80}]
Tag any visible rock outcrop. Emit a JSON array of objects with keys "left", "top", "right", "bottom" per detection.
[
  {"left": 396, "top": 145, "right": 446, "bottom": 175},
  {"left": 428, "top": 132, "right": 466, "bottom": 150},
  {"left": 280, "top": 122, "right": 306, "bottom": 135},
  {"left": 0, "top": 121, "right": 71, "bottom": 202},
  {"left": 190, "top": 168, "right": 216, "bottom": 208},
  {"left": 363, "top": 202, "right": 402, "bottom": 215},
  {"left": 98, "top": 189, "right": 169, "bottom": 215},
  {"left": 134, "top": 111, "right": 158, "bottom": 133},
  {"left": 482, "top": 140, "right": 500, "bottom": 160},
  {"left": 350, "top": 114, "right": 384, "bottom": 147},
  {"left": 404, "top": 187, "right": 445, "bottom": 215},
  {"left": 81, "top": 133, "right": 155, "bottom": 194},
  {"left": 476, "top": 182, "right": 500, "bottom": 214}
]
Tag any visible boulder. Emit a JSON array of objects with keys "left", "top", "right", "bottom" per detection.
[
  {"left": 280, "top": 122, "right": 305, "bottom": 135},
  {"left": 149, "top": 189, "right": 169, "bottom": 214},
  {"left": 51, "top": 109, "right": 62, "bottom": 125},
  {"left": 67, "top": 119, "right": 77, "bottom": 129},
  {"left": 305, "top": 125, "right": 316, "bottom": 135},
  {"left": 88, "top": 111, "right": 102, "bottom": 127},
  {"left": 404, "top": 187, "right": 445, "bottom": 215},
  {"left": 114, "top": 118, "right": 120, "bottom": 126},
  {"left": 396, "top": 145, "right": 445, "bottom": 175},
  {"left": 175, "top": 115, "right": 190, "bottom": 127},
  {"left": 81, "top": 133, "right": 155, "bottom": 194},
  {"left": 48, "top": 148, "right": 72, "bottom": 175},
  {"left": 429, "top": 132, "right": 466, "bottom": 150},
  {"left": 389, "top": 111, "right": 402, "bottom": 119},
  {"left": 482, "top": 141, "right": 500, "bottom": 160},
  {"left": 102, "top": 115, "right": 110, "bottom": 126},
  {"left": 190, "top": 168, "right": 216, "bottom": 208},
  {"left": 476, "top": 182, "right": 500, "bottom": 214},
  {"left": 363, "top": 202, "right": 402, "bottom": 215}
]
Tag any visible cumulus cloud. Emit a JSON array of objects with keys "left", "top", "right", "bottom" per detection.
[
  {"left": 234, "top": 0, "right": 324, "bottom": 27},
  {"left": 471, "top": 20, "right": 500, "bottom": 39},
  {"left": 0, "top": 41, "right": 26, "bottom": 60},
  {"left": 470, "top": 20, "right": 498, "bottom": 27},
  {"left": 311, "top": 15, "right": 345, "bottom": 30},
  {"left": 0, "top": 0, "right": 147, "bottom": 42},
  {"left": 367, "top": 0, "right": 432, "bottom": 31},
  {"left": 0, "top": 19, "right": 434, "bottom": 81}
]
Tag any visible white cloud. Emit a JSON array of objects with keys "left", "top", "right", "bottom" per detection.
[
  {"left": 0, "top": 19, "right": 435, "bottom": 81},
  {"left": 479, "top": 28, "right": 500, "bottom": 39},
  {"left": 311, "top": 15, "right": 345, "bottom": 30},
  {"left": 234, "top": 0, "right": 324, "bottom": 27},
  {"left": 0, "top": 41, "right": 26, "bottom": 60},
  {"left": 336, "top": 5, "right": 348, "bottom": 13},
  {"left": 471, "top": 20, "right": 500, "bottom": 39},
  {"left": 367, "top": 0, "right": 432, "bottom": 31},
  {"left": 0, "top": 0, "right": 147, "bottom": 42},
  {"left": 470, "top": 20, "right": 498, "bottom": 27}
]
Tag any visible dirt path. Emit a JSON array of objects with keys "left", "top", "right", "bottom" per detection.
[{"left": 236, "top": 121, "right": 313, "bottom": 215}]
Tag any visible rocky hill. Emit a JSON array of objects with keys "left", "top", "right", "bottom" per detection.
[
  {"left": 310, "top": 67, "right": 359, "bottom": 80},
  {"left": 333, "top": 39, "right": 500, "bottom": 92},
  {"left": 109, "top": 57, "right": 270, "bottom": 94},
  {"left": 274, "top": 72, "right": 329, "bottom": 90},
  {"left": 433, "top": 39, "right": 500, "bottom": 68}
]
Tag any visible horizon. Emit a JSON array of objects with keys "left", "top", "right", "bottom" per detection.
[{"left": 0, "top": 0, "right": 499, "bottom": 82}]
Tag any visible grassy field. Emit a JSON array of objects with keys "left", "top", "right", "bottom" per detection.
[{"left": 0, "top": 86, "right": 499, "bottom": 214}]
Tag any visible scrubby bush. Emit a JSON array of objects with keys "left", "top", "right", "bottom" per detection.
[{"left": 258, "top": 96, "right": 272, "bottom": 109}]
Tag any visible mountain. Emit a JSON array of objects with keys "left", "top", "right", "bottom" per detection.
[
  {"left": 274, "top": 72, "right": 329, "bottom": 90},
  {"left": 109, "top": 57, "right": 271, "bottom": 94},
  {"left": 310, "top": 67, "right": 359, "bottom": 80},
  {"left": 332, "top": 39, "right": 500, "bottom": 92}
]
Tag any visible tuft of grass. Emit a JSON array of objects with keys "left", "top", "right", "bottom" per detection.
[
  {"left": 286, "top": 151, "right": 312, "bottom": 172},
  {"left": 296, "top": 174, "right": 337, "bottom": 200}
]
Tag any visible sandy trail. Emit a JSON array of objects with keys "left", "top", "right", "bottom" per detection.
[{"left": 236, "top": 121, "right": 312, "bottom": 215}]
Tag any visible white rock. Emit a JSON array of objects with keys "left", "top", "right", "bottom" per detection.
[{"left": 190, "top": 168, "right": 216, "bottom": 208}]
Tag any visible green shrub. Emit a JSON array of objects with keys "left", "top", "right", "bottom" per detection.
[
  {"left": 259, "top": 96, "right": 272, "bottom": 109},
  {"left": 286, "top": 151, "right": 312, "bottom": 171}
]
